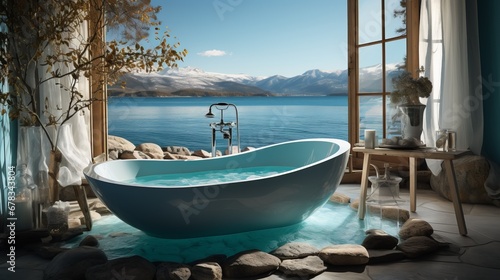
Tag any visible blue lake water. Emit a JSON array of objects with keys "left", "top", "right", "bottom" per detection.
[{"left": 108, "top": 96, "right": 353, "bottom": 151}]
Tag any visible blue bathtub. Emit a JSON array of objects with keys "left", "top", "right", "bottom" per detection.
[{"left": 84, "top": 138, "right": 350, "bottom": 238}]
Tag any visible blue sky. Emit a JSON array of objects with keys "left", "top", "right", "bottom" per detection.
[{"left": 149, "top": 0, "right": 348, "bottom": 77}]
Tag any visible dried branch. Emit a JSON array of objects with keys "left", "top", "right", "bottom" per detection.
[{"left": 0, "top": 0, "right": 187, "bottom": 152}]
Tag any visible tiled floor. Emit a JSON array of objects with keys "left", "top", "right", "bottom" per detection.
[{"left": 1, "top": 184, "right": 500, "bottom": 279}]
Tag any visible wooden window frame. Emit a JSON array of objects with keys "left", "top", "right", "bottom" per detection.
[
  {"left": 348, "top": 0, "right": 420, "bottom": 171},
  {"left": 88, "top": 3, "right": 108, "bottom": 160}
]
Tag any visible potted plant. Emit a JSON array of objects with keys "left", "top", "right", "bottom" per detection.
[{"left": 390, "top": 68, "right": 433, "bottom": 141}]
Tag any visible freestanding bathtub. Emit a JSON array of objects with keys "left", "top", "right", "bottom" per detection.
[{"left": 84, "top": 138, "right": 350, "bottom": 238}]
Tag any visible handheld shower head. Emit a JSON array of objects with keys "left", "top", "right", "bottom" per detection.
[{"left": 205, "top": 109, "right": 215, "bottom": 118}]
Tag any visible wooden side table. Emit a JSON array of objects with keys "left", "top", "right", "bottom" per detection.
[{"left": 353, "top": 146, "right": 471, "bottom": 236}]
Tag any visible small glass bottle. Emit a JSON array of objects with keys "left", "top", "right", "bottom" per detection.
[{"left": 15, "top": 164, "right": 36, "bottom": 231}]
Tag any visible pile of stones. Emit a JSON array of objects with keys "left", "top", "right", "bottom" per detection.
[
  {"left": 36, "top": 195, "right": 447, "bottom": 280},
  {"left": 39, "top": 218, "right": 447, "bottom": 279},
  {"left": 108, "top": 135, "right": 253, "bottom": 161}
]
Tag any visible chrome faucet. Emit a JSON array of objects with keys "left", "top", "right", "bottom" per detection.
[{"left": 205, "top": 103, "right": 240, "bottom": 157}]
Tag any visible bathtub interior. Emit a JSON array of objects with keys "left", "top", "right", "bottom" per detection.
[{"left": 89, "top": 138, "right": 349, "bottom": 184}]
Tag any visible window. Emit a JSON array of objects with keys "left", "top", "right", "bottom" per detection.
[{"left": 348, "top": 0, "right": 419, "bottom": 147}]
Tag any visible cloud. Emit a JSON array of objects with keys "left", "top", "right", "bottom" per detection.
[{"left": 197, "top": 49, "right": 228, "bottom": 57}]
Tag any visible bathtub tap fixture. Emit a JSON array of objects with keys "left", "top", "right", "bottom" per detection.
[{"left": 205, "top": 102, "right": 240, "bottom": 157}]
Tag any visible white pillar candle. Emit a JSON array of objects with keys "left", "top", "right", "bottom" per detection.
[{"left": 364, "top": 129, "right": 376, "bottom": 149}]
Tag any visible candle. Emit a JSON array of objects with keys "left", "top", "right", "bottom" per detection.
[{"left": 364, "top": 129, "right": 376, "bottom": 149}]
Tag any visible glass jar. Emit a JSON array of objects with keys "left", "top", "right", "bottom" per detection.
[
  {"left": 46, "top": 201, "right": 70, "bottom": 235},
  {"left": 15, "top": 164, "right": 36, "bottom": 231}
]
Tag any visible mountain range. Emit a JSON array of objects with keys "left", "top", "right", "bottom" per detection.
[{"left": 108, "top": 63, "right": 404, "bottom": 97}]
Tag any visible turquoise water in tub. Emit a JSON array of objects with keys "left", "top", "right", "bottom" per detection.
[{"left": 126, "top": 166, "right": 295, "bottom": 186}]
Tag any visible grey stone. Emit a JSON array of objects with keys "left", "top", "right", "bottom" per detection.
[
  {"left": 163, "top": 151, "right": 177, "bottom": 159},
  {"left": 362, "top": 229, "right": 399, "bottom": 250},
  {"left": 35, "top": 246, "right": 70, "bottom": 259},
  {"left": 329, "top": 192, "right": 351, "bottom": 204},
  {"left": 192, "top": 149, "right": 212, "bottom": 158},
  {"left": 319, "top": 244, "right": 369, "bottom": 266},
  {"left": 85, "top": 255, "right": 156, "bottom": 280},
  {"left": 50, "top": 228, "right": 84, "bottom": 242},
  {"left": 222, "top": 249, "right": 281, "bottom": 278},
  {"left": 89, "top": 200, "right": 111, "bottom": 215},
  {"left": 156, "top": 262, "right": 191, "bottom": 280},
  {"left": 191, "top": 262, "right": 222, "bottom": 280},
  {"left": 68, "top": 217, "right": 82, "bottom": 228},
  {"left": 119, "top": 150, "right": 150, "bottom": 159},
  {"left": 108, "top": 135, "right": 135, "bottom": 151},
  {"left": 349, "top": 199, "right": 360, "bottom": 211},
  {"left": 79, "top": 235, "right": 99, "bottom": 247},
  {"left": 183, "top": 155, "right": 205, "bottom": 160},
  {"left": 136, "top": 142, "right": 163, "bottom": 155},
  {"left": 145, "top": 151, "right": 164, "bottom": 159},
  {"left": 367, "top": 249, "right": 407, "bottom": 264},
  {"left": 43, "top": 246, "right": 107, "bottom": 280},
  {"left": 242, "top": 147, "right": 255, "bottom": 152},
  {"left": 430, "top": 155, "right": 492, "bottom": 204},
  {"left": 367, "top": 204, "right": 410, "bottom": 222},
  {"left": 190, "top": 254, "right": 227, "bottom": 266},
  {"left": 271, "top": 242, "right": 319, "bottom": 260},
  {"left": 399, "top": 218, "right": 434, "bottom": 240},
  {"left": 163, "top": 146, "right": 191, "bottom": 156},
  {"left": 396, "top": 236, "right": 441, "bottom": 258},
  {"left": 163, "top": 152, "right": 200, "bottom": 160},
  {"left": 278, "top": 255, "right": 327, "bottom": 277},
  {"left": 68, "top": 210, "right": 101, "bottom": 226},
  {"left": 108, "top": 149, "right": 119, "bottom": 160}
]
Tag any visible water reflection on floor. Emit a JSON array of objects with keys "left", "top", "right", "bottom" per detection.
[{"left": 64, "top": 202, "right": 399, "bottom": 263}]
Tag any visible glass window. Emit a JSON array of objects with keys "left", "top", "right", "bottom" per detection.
[{"left": 349, "top": 0, "right": 415, "bottom": 144}]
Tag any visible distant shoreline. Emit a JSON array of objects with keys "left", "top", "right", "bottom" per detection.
[{"left": 107, "top": 93, "right": 349, "bottom": 98}]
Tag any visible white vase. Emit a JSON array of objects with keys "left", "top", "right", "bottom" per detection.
[{"left": 399, "top": 104, "right": 426, "bottom": 140}]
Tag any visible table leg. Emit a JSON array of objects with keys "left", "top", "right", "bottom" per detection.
[
  {"left": 73, "top": 185, "right": 93, "bottom": 231},
  {"left": 358, "top": 153, "right": 372, "bottom": 219},
  {"left": 409, "top": 157, "right": 417, "bottom": 212},
  {"left": 443, "top": 159, "right": 468, "bottom": 236}
]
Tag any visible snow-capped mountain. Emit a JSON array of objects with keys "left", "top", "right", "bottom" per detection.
[{"left": 108, "top": 64, "right": 404, "bottom": 97}]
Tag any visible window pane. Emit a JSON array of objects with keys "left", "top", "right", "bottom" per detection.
[
  {"left": 385, "top": 38, "right": 406, "bottom": 92},
  {"left": 386, "top": 97, "right": 401, "bottom": 139},
  {"left": 359, "top": 44, "right": 382, "bottom": 93},
  {"left": 359, "top": 96, "right": 383, "bottom": 143},
  {"left": 385, "top": 0, "right": 406, "bottom": 39},
  {"left": 358, "top": 0, "right": 382, "bottom": 44}
]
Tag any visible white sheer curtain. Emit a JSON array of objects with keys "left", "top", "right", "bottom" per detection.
[
  {"left": 419, "top": 0, "right": 483, "bottom": 175},
  {"left": 17, "top": 20, "right": 91, "bottom": 188}
]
